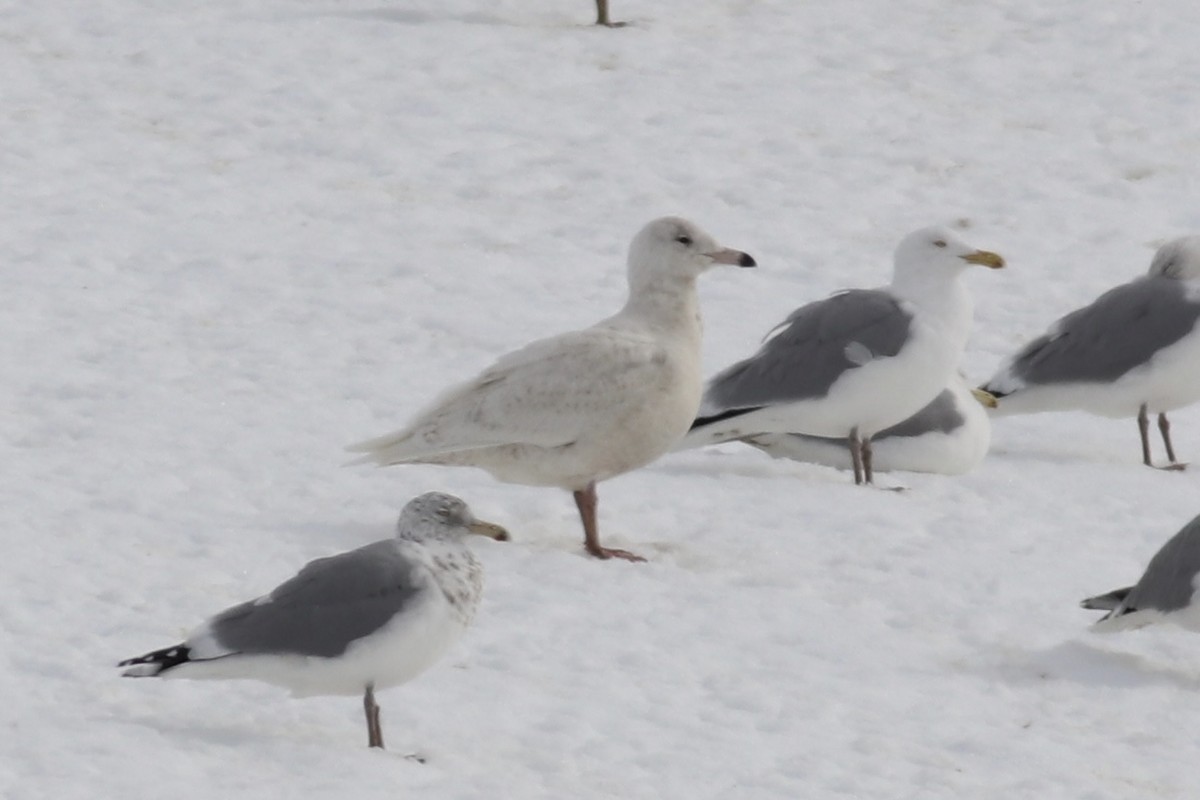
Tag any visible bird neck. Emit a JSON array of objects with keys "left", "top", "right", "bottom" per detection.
[
  {"left": 619, "top": 273, "right": 703, "bottom": 337},
  {"left": 890, "top": 269, "right": 971, "bottom": 328}
]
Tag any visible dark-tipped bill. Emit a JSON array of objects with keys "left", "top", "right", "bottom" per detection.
[
  {"left": 468, "top": 519, "right": 510, "bottom": 542},
  {"left": 707, "top": 248, "right": 757, "bottom": 268},
  {"left": 961, "top": 249, "right": 1005, "bottom": 269}
]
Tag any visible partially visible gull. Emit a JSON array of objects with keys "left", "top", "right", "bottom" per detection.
[
  {"left": 678, "top": 226, "right": 1004, "bottom": 485},
  {"left": 982, "top": 236, "right": 1200, "bottom": 470},
  {"left": 118, "top": 493, "right": 508, "bottom": 749},
  {"left": 348, "top": 217, "right": 756, "bottom": 561},
  {"left": 739, "top": 373, "right": 994, "bottom": 476},
  {"left": 1082, "top": 513, "right": 1200, "bottom": 633}
]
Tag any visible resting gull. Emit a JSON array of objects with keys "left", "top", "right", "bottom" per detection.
[
  {"left": 981, "top": 236, "right": 1200, "bottom": 470},
  {"left": 1082, "top": 513, "right": 1200, "bottom": 633},
  {"left": 348, "top": 217, "right": 756, "bottom": 561},
  {"left": 678, "top": 226, "right": 1004, "bottom": 485},
  {"left": 118, "top": 492, "right": 508, "bottom": 749},
  {"left": 739, "top": 374, "right": 994, "bottom": 476}
]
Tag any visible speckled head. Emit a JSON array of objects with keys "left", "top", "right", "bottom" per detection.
[
  {"left": 1147, "top": 236, "right": 1200, "bottom": 280},
  {"left": 397, "top": 492, "right": 509, "bottom": 542}
]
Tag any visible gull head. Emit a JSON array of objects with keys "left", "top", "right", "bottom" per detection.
[
  {"left": 397, "top": 492, "right": 510, "bottom": 542},
  {"left": 892, "top": 226, "right": 1005, "bottom": 284},
  {"left": 1147, "top": 236, "right": 1200, "bottom": 280},
  {"left": 627, "top": 217, "right": 756, "bottom": 288}
]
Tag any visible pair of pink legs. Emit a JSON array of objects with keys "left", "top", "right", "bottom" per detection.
[{"left": 1137, "top": 404, "right": 1187, "bottom": 471}]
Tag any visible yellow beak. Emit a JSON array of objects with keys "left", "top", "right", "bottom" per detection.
[{"left": 961, "top": 250, "right": 1005, "bottom": 269}]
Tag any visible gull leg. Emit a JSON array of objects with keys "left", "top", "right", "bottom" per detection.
[
  {"left": 595, "top": 0, "right": 627, "bottom": 26},
  {"left": 1137, "top": 404, "right": 1153, "bottom": 467},
  {"left": 848, "top": 428, "right": 864, "bottom": 485},
  {"left": 1157, "top": 412, "right": 1188, "bottom": 471},
  {"left": 574, "top": 483, "right": 645, "bottom": 562},
  {"left": 862, "top": 436, "right": 874, "bottom": 485},
  {"left": 364, "top": 683, "right": 384, "bottom": 749}
]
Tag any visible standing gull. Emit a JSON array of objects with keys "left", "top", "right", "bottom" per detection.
[
  {"left": 348, "top": 217, "right": 756, "bottom": 561},
  {"left": 981, "top": 236, "right": 1200, "bottom": 470},
  {"left": 678, "top": 226, "right": 1004, "bottom": 485},
  {"left": 118, "top": 493, "right": 508, "bottom": 749},
  {"left": 1082, "top": 513, "right": 1200, "bottom": 633},
  {"left": 739, "top": 374, "right": 994, "bottom": 476}
]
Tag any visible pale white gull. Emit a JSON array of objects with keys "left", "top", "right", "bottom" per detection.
[
  {"left": 677, "top": 226, "right": 1004, "bottom": 485},
  {"left": 1082, "top": 513, "right": 1200, "bottom": 633},
  {"left": 118, "top": 492, "right": 508, "bottom": 749},
  {"left": 739, "top": 373, "right": 994, "bottom": 476},
  {"left": 982, "top": 236, "right": 1200, "bottom": 470},
  {"left": 348, "top": 217, "right": 756, "bottom": 561}
]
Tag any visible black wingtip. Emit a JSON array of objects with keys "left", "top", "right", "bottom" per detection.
[
  {"left": 118, "top": 644, "right": 192, "bottom": 675},
  {"left": 738, "top": 253, "right": 757, "bottom": 268},
  {"left": 1080, "top": 587, "right": 1132, "bottom": 612}
]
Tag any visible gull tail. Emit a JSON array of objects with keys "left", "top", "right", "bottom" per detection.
[
  {"left": 1080, "top": 587, "right": 1131, "bottom": 613},
  {"left": 118, "top": 644, "right": 192, "bottom": 677},
  {"left": 672, "top": 407, "right": 765, "bottom": 452},
  {"left": 1080, "top": 587, "right": 1159, "bottom": 632}
]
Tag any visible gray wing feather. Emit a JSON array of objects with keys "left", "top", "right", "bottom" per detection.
[
  {"left": 209, "top": 541, "right": 425, "bottom": 658},
  {"left": 990, "top": 278, "right": 1200, "bottom": 389},
  {"left": 874, "top": 389, "right": 964, "bottom": 440},
  {"left": 1122, "top": 515, "right": 1200, "bottom": 614},
  {"left": 703, "top": 290, "right": 912, "bottom": 414}
]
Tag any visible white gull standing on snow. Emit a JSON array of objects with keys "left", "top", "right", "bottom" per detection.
[
  {"left": 739, "top": 373, "right": 994, "bottom": 476},
  {"left": 1082, "top": 513, "right": 1200, "bottom": 633},
  {"left": 677, "top": 226, "right": 1004, "bottom": 485},
  {"left": 981, "top": 236, "right": 1200, "bottom": 470},
  {"left": 348, "top": 217, "right": 756, "bottom": 561},
  {"left": 118, "top": 493, "right": 508, "bottom": 749}
]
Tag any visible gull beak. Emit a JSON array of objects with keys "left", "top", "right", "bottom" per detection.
[
  {"left": 468, "top": 519, "right": 510, "bottom": 542},
  {"left": 961, "top": 249, "right": 1005, "bottom": 269},
  {"left": 706, "top": 248, "right": 757, "bottom": 268},
  {"left": 970, "top": 388, "right": 999, "bottom": 409}
]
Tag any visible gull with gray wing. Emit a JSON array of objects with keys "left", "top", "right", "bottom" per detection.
[
  {"left": 678, "top": 226, "right": 1003, "bottom": 485},
  {"left": 982, "top": 236, "right": 1200, "bottom": 470},
  {"left": 118, "top": 492, "right": 508, "bottom": 749},
  {"left": 741, "top": 373, "right": 993, "bottom": 476},
  {"left": 1082, "top": 513, "right": 1200, "bottom": 633}
]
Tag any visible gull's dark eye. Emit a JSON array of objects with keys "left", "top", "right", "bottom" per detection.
[
  {"left": 933, "top": 240, "right": 947, "bottom": 248},
  {"left": 676, "top": 235, "right": 693, "bottom": 246}
]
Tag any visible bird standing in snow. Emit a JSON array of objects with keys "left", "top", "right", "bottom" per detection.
[
  {"left": 348, "top": 217, "right": 756, "bottom": 561},
  {"left": 1082, "top": 513, "right": 1200, "bottom": 633},
  {"left": 981, "top": 236, "right": 1200, "bottom": 470},
  {"left": 679, "top": 226, "right": 1004, "bottom": 485},
  {"left": 740, "top": 374, "right": 995, "bottom": 476},
  {"left": 118, "top": 493, "right": 508, "bottom": 749}
]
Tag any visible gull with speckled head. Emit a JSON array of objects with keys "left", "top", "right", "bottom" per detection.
[
  {"left": 1082, "top": 513, "right": 1200, "bottom": 633},
  {"left": 348, "top": 217, "right": 755, "bottom": 561},
  {"left": 117, "top": 492, "right": 508, "bottom": 750},
  {"left": 981, "top": 236, "right": 1200, "bottom": 470},
  {"left": 678, "top": 226, "right": 1004, "bottom": 485}
]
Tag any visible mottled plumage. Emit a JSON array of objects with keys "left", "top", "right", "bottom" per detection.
[
  {"left": 118, "top": 493, "right": 507, "bottom": 749},
  {"left": 349, "top": 217, "right": 756, "bottom": 560}
]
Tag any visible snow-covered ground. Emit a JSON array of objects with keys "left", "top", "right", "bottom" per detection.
[{"left": 6, "top": 0, "right": 1200, "bottom": 796}]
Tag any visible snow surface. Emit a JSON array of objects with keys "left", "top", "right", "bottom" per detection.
[{"left": 5, "top": 0, "right": 1200, "bottom": 797}]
